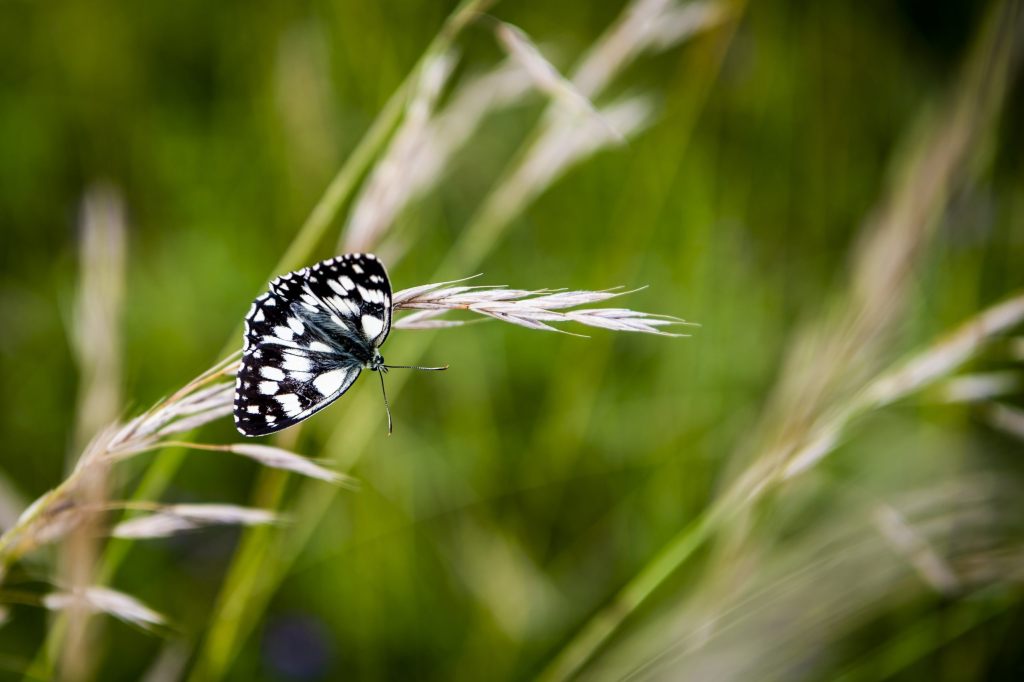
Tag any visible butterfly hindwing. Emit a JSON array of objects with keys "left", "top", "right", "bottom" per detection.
[
  {"left": 235, "top": 346, "right": 361, "bottom": 436},
  {"left": 233, "top": 253, "right": 391, "bottom": 436}
]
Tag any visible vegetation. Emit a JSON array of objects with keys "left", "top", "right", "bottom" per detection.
[{"left": 0, "top": 0, "right": 1022, "bottom": 679}]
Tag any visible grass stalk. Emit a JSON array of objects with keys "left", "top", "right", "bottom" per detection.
[
  {"left": 188, "top": 3, "right": 737, "bottom": 674},
  {"left": 184, "top": 2, "right": 495, "bottom": 678},
  {"left": 536, "top": 3, "right": 1023, "bottom": 677}
]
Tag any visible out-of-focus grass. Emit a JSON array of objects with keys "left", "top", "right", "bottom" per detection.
[{"left": 1, "top": 0, "right": 1023, "bottom": 680}]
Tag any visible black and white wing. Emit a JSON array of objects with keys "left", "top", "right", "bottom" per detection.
[
  {"left": 287, "top": 253, "right": 392, "bottom": 349},
  {"left": 233, "top": 289, "right": 362, "bottom": 437},
  {"left": 233, "top": 253, "right": 393, "bottom": 437}
]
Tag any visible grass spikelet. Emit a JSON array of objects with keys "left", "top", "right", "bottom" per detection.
[
  {"left": 43, "top": 587, "right": 166, "bottom": 632},
  {"left": 393, "top": 282, "right": 689, "bottom": 335},
  {"left": 985, "top": 403, "right": 1024, "bottom": 441},
  {"left": 494, "top": 21, "right": 625, "bottom": 143},
  {"left": 871, "top": 503, "right": 961, "bottom": 596},
  {"left": 111, "top": 504, "right": 280, "bottom": 540},
  {"left": 162, "top": 442, "right": 357, "bottom": 487}
]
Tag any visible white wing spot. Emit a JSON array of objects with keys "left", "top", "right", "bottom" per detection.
[
  {"left": 330, "top": 296, "right": 360, "bottom": 317},
  {"left": 260, "top": 366, "right": 285, "bottom": 381},
  {"left": 265, "top": 298, "right": 276, "bottom": 306},
  {"left": 352, "top": 264, "right": 364, "bottom": 274},
  {"left": 254, "top": 308, "right": 266, "bottom": 322},
  {"left": 327, "top": 296, "right": 355, "bottom": 316},
  {"left": 281, "top": 354, "right": 312, "bottom": 372},
  {"left": 339, "top": 275, "right": 355, "bottom": 290},
  {"left": 273, "top": 326, "right": 294, "bottom": 342},
  {"left": 361, "top": 315, "right": 384, "bottom": 340},
  {"left": 275, "top": 393, "right": 303, "bottom": 417},
  {"left": 262, "top": 335, "right": 299, "bottom": 348},
  {"left": 259, "top": 381, "right": 280, "bottom": 395},
  {"left": 328, "top": 279, "right": 346, "bottom": 296},
  {"left": 309, "top": 341, "right": 332, "bottom": 353},
  {"left": 357, "top": 285, "right": 383, "bottom": 304},
  {"left": 313, "top": 368, "right": 349, "bottom": 396},
  {"left": 287, "top": 316, "right": 305, "bottom": 336},
  {"left": 246, "top": 405, "right": 260, "bottom": 414}
]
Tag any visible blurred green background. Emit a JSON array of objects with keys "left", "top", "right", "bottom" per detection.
[{"left": 1, "top": 0, "right": 1024, "bottom": 680}]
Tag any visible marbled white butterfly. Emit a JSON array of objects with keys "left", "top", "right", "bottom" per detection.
[{"left": 233, "top": 253, "right": 445, "bottom": 436}]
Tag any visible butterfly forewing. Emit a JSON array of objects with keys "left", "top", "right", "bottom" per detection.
[
  {"left": 298, "top": 254, "right": 392, "bottom": 347},
  {"left": 233, "top": 253, "right": 393, "bottom": 436}
]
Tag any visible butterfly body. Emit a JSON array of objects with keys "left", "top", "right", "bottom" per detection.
[{"left": 233, "top": 253, "right": 394, "bottom": 437}]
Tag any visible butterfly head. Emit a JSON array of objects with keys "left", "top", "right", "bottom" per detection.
[{"left": 366, "top": 349, "right": 386, "bottom": 373}]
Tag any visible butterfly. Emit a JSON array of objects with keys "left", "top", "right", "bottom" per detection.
[{"left": 233, "top": 253, "right": 445, "bottom": 436}]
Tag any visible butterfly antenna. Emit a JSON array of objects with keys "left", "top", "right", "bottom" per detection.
[
  {"left": 382, "top": 364, "right": 449, "bottom": 371},
  {"left": 378, "top": 370, "right": 393, "bottom": 435}
]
